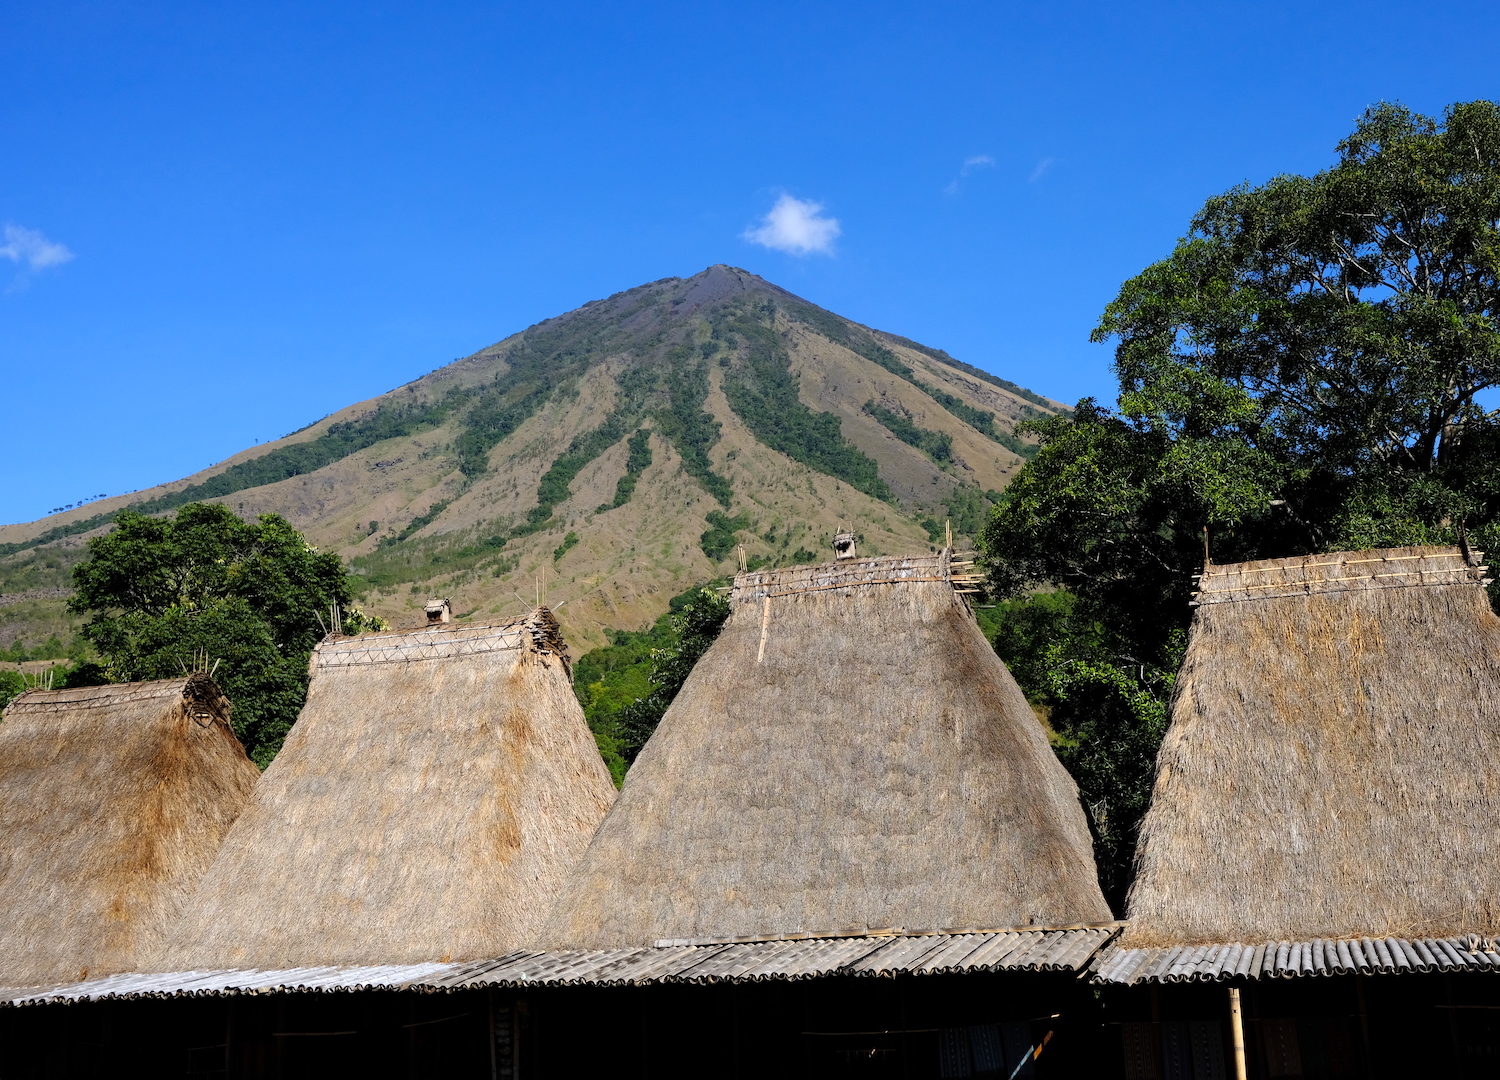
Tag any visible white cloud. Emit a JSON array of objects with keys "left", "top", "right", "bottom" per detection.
[
  {"left": 742, "top": 194, "right": 840, "bottom": 256},
  {"left": 1029, "top": 157, "right": 1056, "bottom": 182},
  {"left": 0, "top": 225, "right": 74, "bottom": 270},
  {"left": 945, "top": 154, "right": 996, "bottom": 195}
]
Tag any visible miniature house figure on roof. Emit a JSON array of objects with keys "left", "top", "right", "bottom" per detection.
[
  {"left": 424, "top": 597, "right": 452, "bottom": 624},
  {"left": 832, "top": 531, "right": 857, "bottom": 560}
]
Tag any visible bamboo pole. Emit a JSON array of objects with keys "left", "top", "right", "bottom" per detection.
[
  {"left": 1229, "top": 986, "right": 1247, "bottom": 1080},
  {"left": 756, "top": 596, "right": 771, "bottom": 664}
]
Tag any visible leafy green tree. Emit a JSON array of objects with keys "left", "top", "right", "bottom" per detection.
[
  {"left": 982, "top": 99, "right": 1500, "bottom": 907},
  {"left": 69, "top": 503, "right": 379, "bottom": 766},
  {"left": 577, "top": 586, "right": 731, "bottom": 782},
  {"left": 0, "top": 670, "right": 24, "bottom": 713}
]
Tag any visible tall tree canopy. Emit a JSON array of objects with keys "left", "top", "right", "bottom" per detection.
[
  {"left": 981, "top": 100, "right": 1500, "bottom": 906},
  {"left": 69, "top": 503, "right": 382, "bottom": 765}
]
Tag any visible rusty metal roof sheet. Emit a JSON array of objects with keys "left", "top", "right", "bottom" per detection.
[
  {"left": 1092, "top": 935, "right": 1500, "bottom": 985},
  {"left": 0, "top": 928, "right": 1116, "bottom": 1007}
]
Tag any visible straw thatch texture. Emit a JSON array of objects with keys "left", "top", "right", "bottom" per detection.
[
  {"left": 160, "top": 609, "right": 615, "bottom": 970},
  {"left": 0, "top": 675, "right": 257, "bottom": 987},
  {"left": 541, "top": 553, "right": 1111, "bottom": 949},
  {"left": 1118, "top": 546, "right": 1500, "bottom": 951}
]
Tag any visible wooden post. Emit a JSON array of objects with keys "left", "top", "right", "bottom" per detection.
[
  {"left": 488, "top": 990, "right": 498, "bottom": 1080},
  {"left": 1229, "top": 986, "right": 1247, "bottom": 1080},
  {"left": 1355, "top": 975, "right": 1373, "bottom": 1080}
]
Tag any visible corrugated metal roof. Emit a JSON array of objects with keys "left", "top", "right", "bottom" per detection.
[
  {"left": 0, "top": 928, "right": 1116, "bottom": 1007},
  {"left": 1092, "top": 936, "right": 1500, "bottom": 985}
]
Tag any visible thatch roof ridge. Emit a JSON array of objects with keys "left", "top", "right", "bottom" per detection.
[
  {"left": 0, "top": 673, "right": 258, "bottom": 987},
  {"left": 312, "top": 608, "right": 570, "bottom": 671},
  {"left": 1117, "top": 543, "right": 1500, "bottom": 954},
  {"left": 732, "top": 550, "right": 982, "bottom": 600},
  {"left": 160, "top": 604, "right": 613, "bottom": 970},
  {"left": 5, "top": 675, "right": 207, "bottom": 713},
  {"left": 1191, "top": 544, "right": 1488, "bottom": 606},
  {"left": 540, "top": 551, "right": 1110, "bottom": 950}
]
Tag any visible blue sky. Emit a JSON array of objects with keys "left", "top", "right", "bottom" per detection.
[{"left": 3, "top": 1, "right": 1498, "bottom": 525}]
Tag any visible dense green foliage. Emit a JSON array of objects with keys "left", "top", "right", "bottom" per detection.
[
  {"left": 68, "top": 503, "right": 380, "bottom": 766},
  {"left": 598, "top": 428, "right": 654, "bottom": 513},
  {"left": 720, "top": 303, "right": 892, "bottom": 501},
  {"left": 983, "top": 590, "right": 1175, "bottom": 906},
  {"left": 0, "top": 670, "right": 23, "bottom": 713},
  {"left": 700, "top": 510, "right": 753, "bottom": 561},
  {"left": 981, "top": 99, "right": 1500, "bottom": 908},
  {"left": 574, "top": 585, "right": 731, "bottom": 782},
  {"left": 863, "top": 401, "right": 953, "bottom": 462},
  {"left": 0, "top": 634, "right": 85, "bottom": 663}
]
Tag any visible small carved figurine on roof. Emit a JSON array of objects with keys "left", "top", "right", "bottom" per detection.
[
  {"left": 832, "top": 532, "right": 857, "bottom": 560},
  {"left": 425, "top": 598, "right": 452, "bottom": 625}
]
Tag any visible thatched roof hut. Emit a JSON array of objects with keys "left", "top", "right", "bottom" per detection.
[
  {"left": 161, "top": 608, "right": 615, "bottom": 970},
  {"left": 541, "top": 551, "right": 1112, "bottom": 950},
  {"left": 0, "top": 675, "right": 258, "bottom": 988},
  {"left": 1097, "top": 546, "right": 1500, "bottom": 985}
]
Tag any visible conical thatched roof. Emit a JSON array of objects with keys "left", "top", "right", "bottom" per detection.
[
  {"left": 160, "top": 608, "right": 615, "bottom": 970},
  {"left": 541, "top": 552, "right": 1112, "bottom": 950},
  {"left": 1113, "top": 546, "right": 1500, "bottom": 963},
  {"left": 0, "top": 675, "right": 258, "bottom": 988}
]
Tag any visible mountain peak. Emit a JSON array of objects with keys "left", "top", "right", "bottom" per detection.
[{"left": 0, "top": 271, "right": 1063, "bottom": 652}]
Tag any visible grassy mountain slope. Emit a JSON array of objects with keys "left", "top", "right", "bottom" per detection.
[{"left": 0, "top": 266, "right": 1065, "bottom": 653}]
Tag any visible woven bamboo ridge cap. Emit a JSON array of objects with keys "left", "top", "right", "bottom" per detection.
[
  {"left": 652, "top": 920, "right": 1125, "bottom": 949},
  {"left": 4, "top": 676, "right": 198, "bottom": 714},
  {"left": 1193, "top": 545, "right": 1487, "bottom": 604},
  {"left": 731, "top": 550, "right": 978, "bottom": 601},
  {"left": 313, "top": 607, "right": 565, "bottom": 665}
]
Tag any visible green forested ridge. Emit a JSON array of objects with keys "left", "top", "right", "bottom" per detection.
[
  {"left": 907, "top": 379, "right": 1038, "bottom": 460},
  {"left": 598, "top": 428, "right": 654, "bottom": 512},
  {"left": 863, "top": 401, "right": 953, "bottom": 462},
  {"left": 699, "top": 509, "right": 753, "bottom": 560},
  {"left": 654, "top": 348, "right": 734, "bottom": 507},
  {"left": 718, "top": 302, "right": 892, "bottom": 501},
  {"left": 881, "top": 331, "right": 1060, "bottom": 413},
  {"left": 350, "top": 527, "right": 519, "bottom": 591},
  {"left": 784, "top": 302, "right": 1038, "bottom": 458},
  {"left": 981, "top": 99, "right": 1500, "bottom": 909},
  {"left": 552, "top": 531, "right": 580, "bottom": 562},
  {"left": 918, "top": 486, "right": 999, "bottom": 544},
  {"left": 455, "top": 383, "right": 554, "bottom": 479}
]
